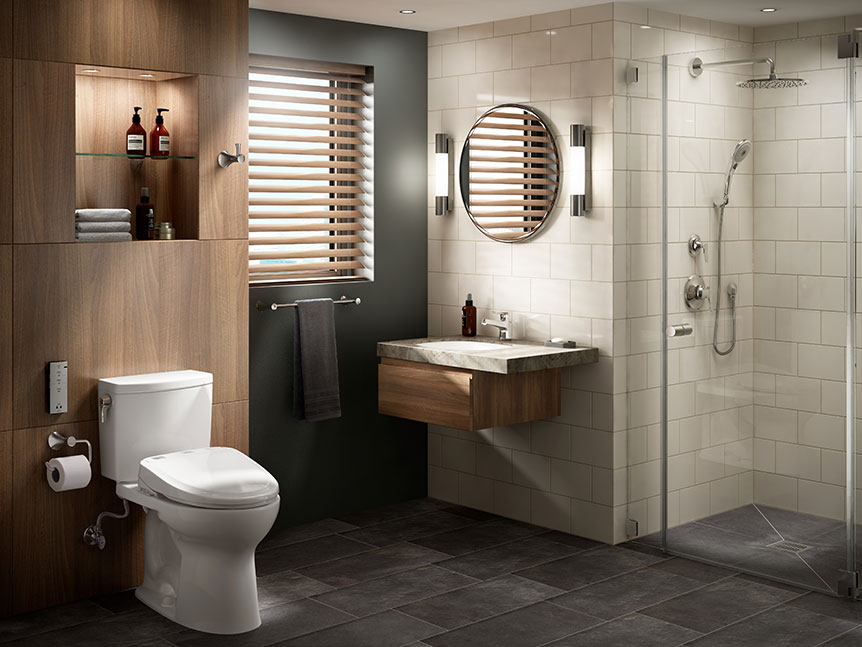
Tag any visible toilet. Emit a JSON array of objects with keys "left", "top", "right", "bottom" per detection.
[{"left": 98, "top": 370, "right": 280, "bottom": 635}]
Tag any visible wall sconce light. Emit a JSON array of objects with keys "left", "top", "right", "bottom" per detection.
[
  {"left": 570, "top": 124, "right": 591, "bottom": 217},
  {"left": 435, "top": 133, "right": 450, "bottom": 216}
]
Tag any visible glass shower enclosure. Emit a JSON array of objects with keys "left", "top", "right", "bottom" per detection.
[{"left": 629, "top": 35, "right": 860, "bottom": 596}]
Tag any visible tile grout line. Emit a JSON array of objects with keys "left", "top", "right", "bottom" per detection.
[{"left": 810, "top": 623, "right": 862, "bottom": 647}]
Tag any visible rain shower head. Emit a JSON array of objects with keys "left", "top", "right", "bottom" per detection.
[
  {"left": 689, "top": 56, "right": 808, "bottom": 89},
  {"left": 737, "top": 75, "right": 807, "bottom": 89}
]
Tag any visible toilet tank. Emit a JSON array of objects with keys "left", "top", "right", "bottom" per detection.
[{"left": 98, "top": 370, "right": 214, "bottom": 483}]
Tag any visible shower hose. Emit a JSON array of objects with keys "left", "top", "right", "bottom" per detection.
[{"left": 713, "top": 201, "right": 737, "bottom": 356}]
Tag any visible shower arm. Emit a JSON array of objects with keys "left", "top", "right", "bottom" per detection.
[{"left": 689, "top": 57, "right": 776, "bottom": 78}]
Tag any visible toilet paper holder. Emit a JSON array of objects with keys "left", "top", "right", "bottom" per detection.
[{"left": 46, "top": 431, "right": 92, "bottom": 478}]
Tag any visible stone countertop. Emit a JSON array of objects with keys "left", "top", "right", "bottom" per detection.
[{"left": 377, "top": 336, "right": 599, "bottom": 375}]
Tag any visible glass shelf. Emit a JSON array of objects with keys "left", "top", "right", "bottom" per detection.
[{"left": 76, "top": 152, "right": 196, "bottom": 160}]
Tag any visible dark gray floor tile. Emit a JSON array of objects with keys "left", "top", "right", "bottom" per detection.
[
  {"left": 170, "top": 598, "right": 352, "bottom": 647},
  {"left": 396, "top": 574, "right": 563, "bottom": 630},
  {"left": 537, "top": 531, "right": 603, "bottom": 551},
  {"left": 297, "top": 543, "right": 448, "bottom": 588},
  {"left": 819, "top": 626, "right": 862, "bottom": 645},
  {"left": 127, "top": 640, "right": 175, "bottom": 647},
  {"left": 648, "top": 556, "right": 737, "bottom": 583},
  {"left": 255, "top": 534, "right": 373, "bottom": 576},
  {"left": 5, "top": 608, "right": 182, "bottom": 647},
  {"left": 441, "top": 505, "right": 501, "bottom": 522},
  {"left": 256, "top": 570, "right": 334, "bottom": 609},
  {"left": 89, "top": 590, "right": 144, "bottom": 615},
  {"left": 437, "top": 536, "right": 582, "bottom": 580},
  {"left": 640, "top": 576, "right": 800, "bottom": 634},
  {"left": 335, "top": 499, "right": 451, "bottom": 528},
  {"left": 734, "top": 573, "right": 810, "bottom": 594},
  {"left": 549, "top": 566, "right": 703, "bottom": 619},
  {"left": 694, "top": 505, "right": 783, "bottom": 543},
  {"left": 343, "top": 511, "right": 479, "bottom": 548},
  {"left": 272, "top": 610, "right": 440, "bottom": 647},
  {"left": 312, "top": 565, "right": 476, "bottom": 617},
  {"left": 411, "top": 519, "right": 546, "bottom": 556},
  {"left": 515, "top": 546, "right": 665, "bottom": 591},
  {"left": 0, "top": 601, "right": 111, "bottom": 643},
  {"left": 545, "top": 612, "right": 701, "bottom": 647},
  {"left": 424, "top": 601, "right": 600, "bottom": 647},
  {"left": 685, "top": 604, "right": 856, "bottom": 646},
  {"left": 757, "top": 506, "right": 844, "bottom": 544},
  {"left": 258, "top": 519, "right": 359, "bottom": 552},
  {"left": 786, "top": 591, "right": 862, "bottom": 624}
]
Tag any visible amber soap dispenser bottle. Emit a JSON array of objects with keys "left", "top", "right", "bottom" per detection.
[
  {"left": 126, "top": 106, "right": 146, "bottom": 156},
  {"left": 461, "top": 293, "right": 477, "bottom": 337},
  {"left": 150, "top": 108, "right": 170, "bottom": 157}
]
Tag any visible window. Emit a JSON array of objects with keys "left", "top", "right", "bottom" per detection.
[{"left": 248, "top": 55, "right": 373, "bottom": 284}]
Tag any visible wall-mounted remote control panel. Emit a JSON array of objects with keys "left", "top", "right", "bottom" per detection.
[{"left": 48, "top": 361, "right": 68, "bottom": 414}]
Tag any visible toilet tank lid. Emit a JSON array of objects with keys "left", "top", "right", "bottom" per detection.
[{"left": 99, "top": 370, "right": 213, "bottom": 395}]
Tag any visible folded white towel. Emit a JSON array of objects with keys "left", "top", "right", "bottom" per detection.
[
  {"left": 75, "top": 221, "right": 131, "bottom": 233},
  {"left": 75, "top": 208, "right": 132, "bottom": 222},
  {"left": 76, "top": 232, "right": 133, "bottom": 242}
]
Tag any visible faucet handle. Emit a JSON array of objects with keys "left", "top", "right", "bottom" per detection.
[{"left": 497, "top": 311, "right": 509, "bottom": 321}]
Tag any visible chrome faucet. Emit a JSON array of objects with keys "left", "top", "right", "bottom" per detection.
[{"left": 481, "top": 312, "right": 510, "bottom": 340}]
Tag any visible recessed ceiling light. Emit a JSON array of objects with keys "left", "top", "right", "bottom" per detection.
[
  {"left": 399, "top": 9, "right": 415, "bottom": 14},
  {"left": 638, "top": 25, "right": 651, "bottom": 29},
  {"left": 760, "top": 7, "right": 777, "bottom": 12},
  {"left": 83, "top": 68, "right": 100, "bottom": 73},
  {"left": 139, "top": 73, "right": 155, "bottom": 78}
]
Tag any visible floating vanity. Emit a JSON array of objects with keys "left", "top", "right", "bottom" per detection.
[{"left": 377, "top": 337, "right": 598, "bottom": 431}]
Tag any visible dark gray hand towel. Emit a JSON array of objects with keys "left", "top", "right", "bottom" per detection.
[{"left": 293, "top": 298, "right": 342, "bottom": 422}]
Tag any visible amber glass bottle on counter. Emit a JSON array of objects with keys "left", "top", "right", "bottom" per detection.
[{"left": 461, "top": 293, "right": 477, "bottom": 337}]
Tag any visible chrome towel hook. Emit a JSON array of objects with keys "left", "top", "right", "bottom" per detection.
[{"left": 218, "top": 143, "right": 246, "bottom": 168}]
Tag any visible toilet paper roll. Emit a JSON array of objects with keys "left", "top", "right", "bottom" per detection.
[{"left": 46, "top": 455, "right": 91, "bottom": 492}]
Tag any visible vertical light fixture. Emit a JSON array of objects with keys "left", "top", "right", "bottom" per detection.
[
  {"left": 570, "top": 124, "right": 591, "bottom": 217},
  {"left": 435, "top": 133, "right": 450, "bottom": 215}
]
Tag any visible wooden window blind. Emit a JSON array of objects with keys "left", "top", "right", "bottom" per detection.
[{"left": 248, "top": 54, "right": 373, "bottom": 284}]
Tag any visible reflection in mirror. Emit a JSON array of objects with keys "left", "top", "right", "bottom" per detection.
[{"left": 459, "top": 104, "right": 560, "bottom": 242}]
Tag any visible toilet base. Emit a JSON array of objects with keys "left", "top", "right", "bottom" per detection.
[{"left": 117, "top": 484, "right": 279, "bottom": 635}]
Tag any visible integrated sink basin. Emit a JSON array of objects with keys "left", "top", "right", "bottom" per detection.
[
  {"left": 417, "top": 340, "right": 511, "bottom": 352},
  {"left": 378, "top": 336, "right": 598, "bottom": 375}
]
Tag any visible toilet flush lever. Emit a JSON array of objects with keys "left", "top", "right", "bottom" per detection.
[{"left": 99, "top": 394, "right": 112, "bottom": 424}]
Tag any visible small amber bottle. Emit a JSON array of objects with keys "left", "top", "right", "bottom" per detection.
[
  {"left": 126, "top": 106, "right": 146, "bottom": 156},
  {"left": 461, "top": 293, "right": 477, "bottom": 337},
  {"left": 150, "top": 108, "right": 170, "bottom": 157}
]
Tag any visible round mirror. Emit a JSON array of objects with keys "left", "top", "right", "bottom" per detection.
[{"left": 459, "top": 104, "right": 560, "bottom": 242}]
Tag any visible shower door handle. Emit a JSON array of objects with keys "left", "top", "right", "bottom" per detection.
[{"left": 666, "top": 323, "right": 693, "bottom": 337}]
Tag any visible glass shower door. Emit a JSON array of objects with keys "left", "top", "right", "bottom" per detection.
[{"left": 646, "top": 41, "right": 859, "bottom": 596}]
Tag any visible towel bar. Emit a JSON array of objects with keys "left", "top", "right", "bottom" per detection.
[{"left": 256, "top": 296, "right": 362, "bottom": 311}]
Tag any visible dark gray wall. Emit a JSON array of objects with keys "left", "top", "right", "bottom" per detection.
[{"left": 248, "top": 10, "right": 428, "bottom": 528}]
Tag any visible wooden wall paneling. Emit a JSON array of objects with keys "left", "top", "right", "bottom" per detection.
[
  {"left": 0, "top": 430, "right": 12, "bottom": 616},
  {"left": 0, "top": 59, "right": 11, "bottom": 243},
  {"left": 159, "top": 76, "right": 200, "bottom": 239},
  {"left": 15, "top": 0, "right": 248, "bottom": 78},
  {"left": 0, "top": 0, "right": 10, "bottom": 59},
  {"left": 14, "top": 240, "right": 247, "bottom": 429},
  {"left": 211, "top": 400, "right": 249, "bottom": 454},
  {"left": 75, "top": 75, "right": 158, "bottom": 155},
  {"left": 13, "top": 59, "right": 76, "bottom": 243},
  {"left": 198, "top": 75, "right": 249, "bottom": 240},
  {"left": 11, "top": 422, "right": 144, "bottom": 613},
  {"left": 0, "top": 246, "right": 11, "bottom": 431}
]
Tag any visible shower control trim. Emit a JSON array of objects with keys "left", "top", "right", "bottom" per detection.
[
  {"left": 688, "top": 235, "right": 707, "bottom": 262},
  {"left": 684, "top": 274, "right": 709, "bottom": 311},
  {"left": 666, "top": 323, "right": 693, "bottom": 337}
]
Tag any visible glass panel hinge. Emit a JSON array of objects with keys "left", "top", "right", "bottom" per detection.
[
  {"left": 838, "top": 571, "right": 859, "bottom": 599},
  {"left": 838, "top": 32, "right": 859, "bottom": 59}
]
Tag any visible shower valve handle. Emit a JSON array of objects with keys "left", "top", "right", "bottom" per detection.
[{"left": 688, "top": 234, "right": 707, "bottom": 263}]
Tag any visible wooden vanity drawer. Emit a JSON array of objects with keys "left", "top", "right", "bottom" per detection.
[{"left": 378, "top": 357, "right": 560, "bottom": 431}]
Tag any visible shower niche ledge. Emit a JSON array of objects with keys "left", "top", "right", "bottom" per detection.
[{"left": 377, "top": 337, "right": 598, "bottom": 431}]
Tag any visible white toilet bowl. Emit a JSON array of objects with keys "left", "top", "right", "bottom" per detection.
[
  {"left": 97, "top": 370, "right": 279, "bottom": 636},
  {"left": 117, "top": 446, "right": 280, "bottom": 635}
]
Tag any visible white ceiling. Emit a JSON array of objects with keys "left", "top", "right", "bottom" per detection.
[{"left": 249, "top": 0, "right": 861, "bottom": 32}]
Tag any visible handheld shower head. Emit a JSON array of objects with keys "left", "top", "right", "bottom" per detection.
[{"left": 720, "top": 140, "right": 751, "bottom": 206}]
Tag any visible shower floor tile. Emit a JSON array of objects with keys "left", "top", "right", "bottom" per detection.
[{"left": 2, "top": 498, "right": 860, "bottom": 647}]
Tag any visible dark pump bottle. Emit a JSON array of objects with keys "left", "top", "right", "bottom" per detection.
[
  {"left": 461, "top": 293, "right": 477, "bottom": 337},
  {"left": 150, "top": 108, "right": 170, "bottom": 157},
  {"left": 135, "top": 187, "right": 154, "bottom": 240},
  {"left": 126, "top": 106, "right": 146, "bottom": 156}
]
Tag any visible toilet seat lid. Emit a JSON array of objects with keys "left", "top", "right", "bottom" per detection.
[{"left": 139, "top": 447, "right": 279, "bottom": 509}]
